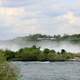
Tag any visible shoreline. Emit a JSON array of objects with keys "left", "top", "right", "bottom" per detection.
[{"left": 10, "top": 59, "right": 80, "bottom": 62}]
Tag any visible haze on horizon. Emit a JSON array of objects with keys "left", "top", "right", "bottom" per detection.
[{"left": 0, "top": 0, "right": 80, "bottom": 40}]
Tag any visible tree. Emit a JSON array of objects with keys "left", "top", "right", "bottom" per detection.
[
  {"left": 15, "top": 47, "right": 41, "bottom": 61},
  {"left": 47, "top": 52, "right": 56, "bottom": 61},
  {"left": 32, "top": 45, "right": 37, "bottom": 49},
  {"left": 61, "top": 49, "right": 66, "bottom": 54},
  {"left": 38, "top": 53, "right": 46, "bottom": 61},
  {"left": 50, "top": 49, "right": 56, "bottom": 53},
  {"left": 54, "top": 35, "right": 61, "bottom": 39},
  {"left": 5, "top": 50, "right": 15, "bottom": 60},
  {"left": 43, "top": 48, "right": 50, "bottom": 54}
]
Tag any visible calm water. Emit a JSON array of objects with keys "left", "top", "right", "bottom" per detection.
[{"left": 13, "top": 61, "right": 80, "bottom": 80}]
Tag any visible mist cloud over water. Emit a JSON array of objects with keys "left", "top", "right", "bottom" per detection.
[{"left": 0, "top": 40, "right": 80, "bottom": 53}]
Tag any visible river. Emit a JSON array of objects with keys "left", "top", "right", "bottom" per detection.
[{"left": 13, "top": 61, "right": 80, "bottom": 80}]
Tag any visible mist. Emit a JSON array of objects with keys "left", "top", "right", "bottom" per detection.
[{"left": 0, "top": 40, "right": 80, "bottom": 53}]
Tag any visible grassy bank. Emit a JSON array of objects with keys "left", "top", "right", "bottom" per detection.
[{"left": 0, "top": 52, "right": 18, "bottom": 80}]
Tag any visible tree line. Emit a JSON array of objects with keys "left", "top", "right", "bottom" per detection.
[
  {"left": 22, "top": 33, "right": 80, "bottom": 42},
  {"left": 0, "top": 45, "right": 79, "bottom": 62}
]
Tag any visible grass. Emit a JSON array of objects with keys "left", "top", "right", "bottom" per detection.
[
  {"left": 0, "top": 52, "right": 18, "bottom": 80},
  {"left": 0, "top": 61, "right": 18, "bottom": 80}
]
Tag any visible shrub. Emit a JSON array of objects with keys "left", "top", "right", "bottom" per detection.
[{"left": 0, "top": 51, "right": 18, "bottom": 80}]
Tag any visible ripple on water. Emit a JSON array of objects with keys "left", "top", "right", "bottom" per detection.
[{"left": 13, "top": 61, "right": 80, "bottom": 80}]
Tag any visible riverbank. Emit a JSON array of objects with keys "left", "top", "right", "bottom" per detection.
[
  {"left": 0, "top": 45, "right": 80, "bottom": 62},
  {"left": 0, "top": 52, "right": 18, "bottom": 80}
]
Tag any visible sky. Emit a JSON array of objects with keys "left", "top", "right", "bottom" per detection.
[{"left": 0, "top": 0, "right": 80, "bottom": 39}]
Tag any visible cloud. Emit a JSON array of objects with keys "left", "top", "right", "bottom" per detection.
[
  {"left": 0, "top": 0, "right": 80, "bottom": 39},
  {"left": 0, "top": 7, "right": 24, "bottom": 16},
  {"left": 64, "top": 11, "right": 77, "bottom": 24},
  {"left": 0, "top": 7, "right": 25, "bottom": 28},
  {"left": 51, "top": 11, "right": 80, "bottom": 34}
]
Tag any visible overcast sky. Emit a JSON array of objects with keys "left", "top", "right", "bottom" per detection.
[{"left": 0, "top": 0, "right": 80, "bottom": 39}]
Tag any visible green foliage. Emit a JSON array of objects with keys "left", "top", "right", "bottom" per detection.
[
  {"left": 61, "top": 49, "right": 66, "bottom": 54},
  {"left": 0, "top": 50, "right": 18, "bottom": 80},
  {"left": 47, "top": 52, "right": 56, "bottom": 61},
  {"left": 4, "top": 50, "right": 15, "bottom": 60},
  {"left": 15, "top": 46, "right": 41, "bottom": 61},
  {"left": 43, "top": 48, "right": 50, "bottom": 54},
  {"left": 13, "top": 46, "right": 76, "bottom": 61},
  {"left": 0, "top": 45, "right": 79, "bottom": 62},
  {"left": 0, "top": 62, "right": 18, "bottom": 80},
  {"left": 38, "top": 53, "right": 46, "bottom": 61}
]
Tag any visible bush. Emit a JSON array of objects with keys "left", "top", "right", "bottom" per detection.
[
  {"left": 0, "top": 51, "right": 18, "bottom": 80},
  {"left": 15, "top": 47, "right": 41, "bottom": 61},
  {"left": 0, "top": 62, "right": 18, "bottom": 80},
  {"left": 47, "top": 52, "right": 56, "bottom": 61}
]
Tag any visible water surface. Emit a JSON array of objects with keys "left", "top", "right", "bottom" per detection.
[{"left": 13, "top": 61, "right": 80, "bottom": 80}]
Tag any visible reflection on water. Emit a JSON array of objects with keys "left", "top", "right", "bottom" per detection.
[{"left": 13, "top": 61, "right": 80, "bottom": 80}]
